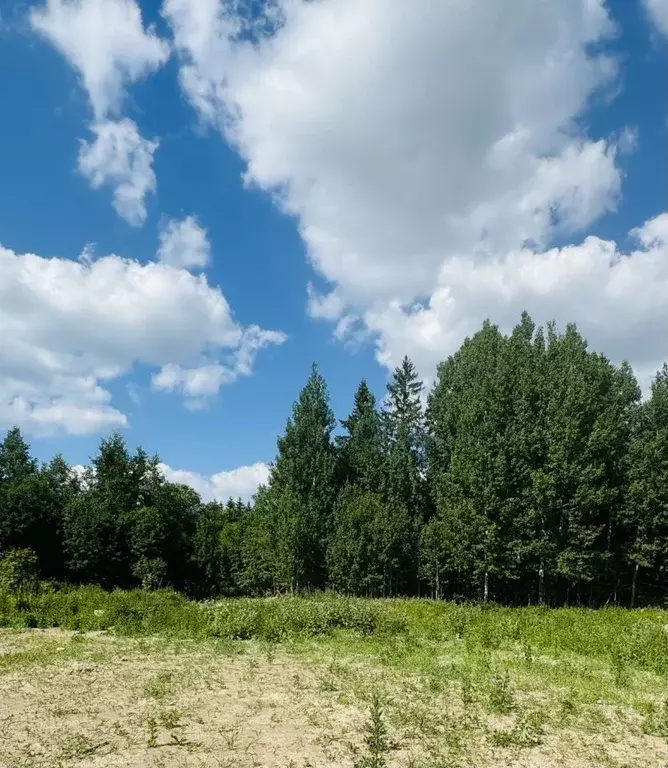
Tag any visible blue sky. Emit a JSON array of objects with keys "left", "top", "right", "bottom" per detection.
[{"left": 0, "top": 0, "right": 665, "bottom": 500}]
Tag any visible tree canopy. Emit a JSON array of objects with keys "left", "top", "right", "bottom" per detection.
[{"left": 1, "top": 313, "right": 666, "bottom": 606}]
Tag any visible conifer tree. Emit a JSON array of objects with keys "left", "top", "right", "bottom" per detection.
[
  {"left": 338, "top": 379, "right": 384, "bottom": 491},
  {"left": 266, "top": 364, "right": 337, "bottom": 590},
  {"left": 381, "top": 357, "right": 428, "bottom": 591}
]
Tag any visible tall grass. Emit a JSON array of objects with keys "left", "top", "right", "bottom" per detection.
[{"left": 1, "top": 586, "right": 666, "bottom": 676}]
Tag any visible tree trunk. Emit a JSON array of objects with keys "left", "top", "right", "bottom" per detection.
[
  {"left": 435, "top": 563, "right": 440, "bottom": 601},
  {"left": 631, "top": 563, "right": 639, "bottom": 609},
  {"left": 538, "top": 566, "right": 545, "bottom": 606},
  {"left": 483, "top": 571, "right": 489, "bottom": 603}
]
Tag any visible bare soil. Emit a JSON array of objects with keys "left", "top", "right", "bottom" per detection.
[{"left": 0, "top": 629, "right": 664, "bottom": 768}]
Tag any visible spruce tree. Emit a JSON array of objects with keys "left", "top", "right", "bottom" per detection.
[
  {"left": 267, "top": 364, "right": 337, "bottom": 590},
  {"left": 381, "top": 357, "right": 427, "bottom": 591},
  {"left": 0, "top": 427, "right": 37, "bottom": 483},
  {"left": 382, "top": 357, "right": 426, "bottom": 515},
  {"left": 338, "top": 379, "right": 384, "bottom": 491}
]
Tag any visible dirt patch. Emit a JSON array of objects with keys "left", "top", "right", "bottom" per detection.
[
  {"left": 0, "top": 631, "right": 367, "bottom": 767},
  {"left": 0, "top": 630, "right": 664, "bottom": 768}
]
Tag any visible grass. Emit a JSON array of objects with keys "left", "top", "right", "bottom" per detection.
[{"left": 1, "top": 587, "right": 667, "bottom": 766}]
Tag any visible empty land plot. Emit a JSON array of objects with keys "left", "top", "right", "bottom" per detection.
[{"left": 0, "top": 596, "right": 667, "bottom": 767}]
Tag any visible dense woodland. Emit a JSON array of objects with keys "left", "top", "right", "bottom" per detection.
[{"left": 2, "top": 313, "right": 668, "bottom": 607}]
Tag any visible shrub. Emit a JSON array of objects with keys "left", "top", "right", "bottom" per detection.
[{"left": 0, "top": 548, "right": 39, "bottom": 594}]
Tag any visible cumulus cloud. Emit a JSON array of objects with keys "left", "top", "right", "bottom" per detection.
[
  {"left": 152, "top": 326, "right": 287, "bottom": 401},
  {"left": 644, "top": 0, "right": 668, "bottom": 37},
  {"left": 159, "top": 461, "right": 270, "bottom": 503},
  {"left": 366, "top": 214, "right": 668, "bottom": 391},
  {"left": 78, "top": 118, "right": 158, "bottom": 226},
  {"left": 0, "top": 243, "right": 285, "bottom": 435},
  {"left": 31, "top": 0, "right": 169, "bottom": 223},
  {"left": 162, "top": 0, "right": 648, "bottom": 379},
  {"left": 31, "top": 0, "right": 169, "bottom": 119},
  {"left": 158, "top": 215, "right": 211, "bottom": 269}
]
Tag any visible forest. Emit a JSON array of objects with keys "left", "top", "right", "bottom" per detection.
[{"left": 2, "top": 312, "right": 668, "bottom": 608}]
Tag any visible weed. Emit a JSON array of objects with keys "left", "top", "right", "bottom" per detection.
[
  {"left": 488, "top": 670, "right": 514, "bottom": 714},
  {"left": 146, "top": 714, "right": 159, "bottom": 748},
  {"left": 489, "top": 710, "right": 544, "bottom": 748},
  {"left": 558, "top": 695, "right": 578, "bottom": 724},
  {"left": 355, "top": 693, "right": 389, "bottom": 768},
  {"left": 522, "top": 641, "right": 534, "bottom": 665},
  {"left": 159, "top": 707, "right": 182, "bottom": 729},
  {"left": 169, "top": 732, "right": 191, "bottom": 747},
  {"left": 513, "top": 710, "right": 545, "bottom": 746},
  {"left": 145, "top": 670, "right": 174, "bottom": 700},
  {"left": 319, "top": 675, "right": 338, "bottom": 692},
  {"left": 59, "top": 733, "right": 106, "bottom": 759},
  {"left": 641, "top": 697, "right": 668, "bottom": 736},
  {"left": 460, "top": 672, "right": 476, "bottom": 711},
  {"left": 611, "top": 646, "right": 631, "bottom": 687},
  {"left": 222, "top": 727, "right": 239, "bottom": 750}
]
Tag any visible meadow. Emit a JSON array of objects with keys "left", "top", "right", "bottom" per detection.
[{"left": 1, "top": 589, "right": 667, "bottom": 767}]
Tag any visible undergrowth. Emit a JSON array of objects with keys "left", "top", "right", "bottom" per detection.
[{"left": 0, "top": 585, "right": 667, "bottom": 679}]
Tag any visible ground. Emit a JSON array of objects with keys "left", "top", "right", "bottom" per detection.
[{"left": 0, "top": 620, "right": 666, "bottom": 768}]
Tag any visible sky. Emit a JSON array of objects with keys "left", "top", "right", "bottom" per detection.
[{"left": 0, "top": 0, "right": 666, "bottom": 502}]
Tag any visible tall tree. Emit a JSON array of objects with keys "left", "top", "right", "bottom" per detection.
[
  {"left": 382, "top": 357, "right": 428, "bottom": 591},
  {"left": 267, "top": 364, "right": 337, "bottom": 590},
  {"left": 532, "top": 324, "right": 638, "bottom": 604},
  {"left": 427, "top": 321, "right": 509, "bottom": 601},
  {"left": 382, "top": 357, "right": 427, "bottom": 516},
  {"left": 625, "top": 364, "right": 668, "bottom": 606},
  {"left": 193, "top": 499, "right": 247, "bottom": 597},
  {"left": 0, "top": 427, "right": 37, "bottom": 484},
  {"left": 0, "top": 430, "right": 73, "bottom": 580},
  {"left": 63, "top": 434, "right": 200, "bottom": 589},
  {"left": 337, "top": 379, "right": 384, "bottom": 491}
]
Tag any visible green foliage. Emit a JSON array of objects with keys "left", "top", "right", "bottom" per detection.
[
  {"left": 0, "top": 311, "right": 666, "bottom": 607},
  {"left": 193, "top": 500, "right": 245, "bottom": 597},
  {"left": 488, "top": 670, "right": 514, "bottom": 713},
  {"left": 254, "top": 365, "right": 337, "bottom": 591},
  {"left": 426, "top": 314, "right": 640, "bottom": 605},
  {"left": 382, "top": 357, "right": 427, "bottom": 588},
  {"left": 0, "top": 548, "right": 39, "bottom": 593},
  {"left": 355, "top": 693, "right": 389, "bottom": 768},
  {"left": 328, "top": 487, "right": 378, "bottom": 594},
  {"left": 328, "top": 487, "right": 413, "bottom": 597},
  {"left": 338, "top": 379, "right": 384, "bottom": 491}
]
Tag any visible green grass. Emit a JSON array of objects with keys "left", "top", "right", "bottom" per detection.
[{"left": 1, "top": 586, "right": 667, "bottom": 676}]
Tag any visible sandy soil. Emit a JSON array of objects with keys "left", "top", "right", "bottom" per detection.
[{"left": 0, "top": 630, "right": 664, "bottom": 768}]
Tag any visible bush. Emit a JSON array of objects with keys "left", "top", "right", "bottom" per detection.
[
  {"left": 205, "top": 595, "right": 409, "bottom": 641},
  {"left": 0, "top": 548, "right": 39, "bottom": 594}
]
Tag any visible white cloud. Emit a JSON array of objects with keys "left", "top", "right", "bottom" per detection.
[
  {"left": 158, "top": 215, "right": 211, "bottom": 269},
  {"left": 152, "top": 363, "right": 231, "bottom": 397},
  {"left": 152, "top": 326, "right": 287, "bottom": 401},
  {"left": 78, "top": 118, "right": 158, "bottom": 226},
  {"left": 0, "top": 243, "right": 285, "bottom": 435},
  {"left": 644, "top": 0, "right": 668, "bottom": 37},
  {"left": 163, "top": 0, "right": 646, "bottom": 378},
  {"left": 165, "top": 0, "right": 620, "bottom": 296},
  {"left": 159, "top": 461, "right": 270, "bottom": 502},
  {"left": 31, "top": 0, "right": 169, "bottom": 119},
  {"left": 31, "top": 0, "right": 169, "bottom": 223},
  {"left": 366, "top": 214, "right": 668, "bottom": 391}
]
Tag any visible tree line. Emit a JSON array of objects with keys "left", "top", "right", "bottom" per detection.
[{"left": 2, "top": 312, "right": 668, "bottom": 607}]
